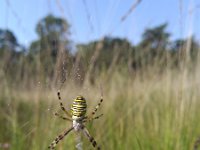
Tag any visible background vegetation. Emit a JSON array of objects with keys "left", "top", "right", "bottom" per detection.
[{"left": 1, "top": 13, "right": 200, "bottom": 150}]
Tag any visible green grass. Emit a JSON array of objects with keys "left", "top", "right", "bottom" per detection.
[{"left": 1, "top": 70, "right": 200, "bottom": 150}]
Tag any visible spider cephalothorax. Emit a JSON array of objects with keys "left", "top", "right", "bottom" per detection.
[{"left": 48, "top": 91, "right": 103, "bottom": 150}]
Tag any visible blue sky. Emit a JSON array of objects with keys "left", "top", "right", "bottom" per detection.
[{"left": 0, "top": 0, "right": 200, "bottom": 47}]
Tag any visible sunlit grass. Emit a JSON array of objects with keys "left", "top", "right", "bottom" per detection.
[{"left": 1, "top": 69, "right": 200, "bottom": 150}]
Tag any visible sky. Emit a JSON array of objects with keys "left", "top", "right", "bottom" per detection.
[{"left": 0, "top": 0, "right": 200, "bottom": 47}]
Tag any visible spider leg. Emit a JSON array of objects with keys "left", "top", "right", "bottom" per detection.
[
  {"left": 194, "top": 136, "right": 200, "bottom": 150},
  {"left": 48, "top": 127, "right": 74, "bottom": 149},
  {"left": 92, "top": 114, "right": 103, "bottom": 120},
  {"left": 88, "top": 95, "right": 103, "bottom": 120},
  {"left": 82, "top": 126, "right": 101, "bottom": 150},
  {"left": 57, "top": 90, "right": 71, "bottom": 117},
  {"left": 54, "top": 112, "right": 72, "bottom": 121},
  {"left": 83, "top": 114, "right": 103, "bottom": 123}
]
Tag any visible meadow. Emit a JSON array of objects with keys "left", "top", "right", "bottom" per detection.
[
  {"left": 1, "top": 66, "right": 200, "bottom": 150},
  {"left": 1, "top": 3, "right": 200, "bottom": 149}
]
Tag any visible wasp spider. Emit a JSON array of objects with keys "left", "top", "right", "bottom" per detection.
[{"left": 48, "top": 91, "right": 103, "bottom": 150}]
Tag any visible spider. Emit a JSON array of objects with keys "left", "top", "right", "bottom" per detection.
[{"left": 48, "top": 90, "right": 103, "bottom": 150}]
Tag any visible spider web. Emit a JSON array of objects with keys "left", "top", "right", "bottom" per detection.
[{"left": 1, "top": 0, "right": 142, "bottom": 149}]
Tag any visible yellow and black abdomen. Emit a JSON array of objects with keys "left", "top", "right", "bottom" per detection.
[{"left": 71, "top": 96, "right": 87, "bottom": 119}]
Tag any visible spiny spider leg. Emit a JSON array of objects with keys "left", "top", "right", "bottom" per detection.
[
  {"left": 54, "top": 112, "right": 72, "bottom": 121},
  {"left": 48, "top": 127, "right": 74, "bottom": 149},
  {"left": 92, "top": 114, "right": 103, "bottom": 120},
  {"left": 83, "top": 114, "right": 103, "bottom": 122},
  {"left": 88, "top": 96, "right": 103, "bottom": 120},
  {"left": 194, "top": 136, "right": 200, "bottom": 150},
  {"left": 82, "top": 127, "right": 101, "bottom": 150},
  {"left": 57, "top": 90, "right": 71, "bottom": 117}
]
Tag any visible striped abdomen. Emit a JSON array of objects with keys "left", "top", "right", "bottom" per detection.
[{"left": 71, "top": 96, "right": 87, "bottom": 118}]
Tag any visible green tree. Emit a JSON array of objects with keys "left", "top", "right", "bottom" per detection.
[
  {"left": 76, "top": 36, "right": 132, "bottom": 83},
  {"left": 0, "top": 29, "right": 25, "bottom": 84},
  {"left": 29, "top": 14, "right": 72, "bottom": 83},
  {"left": 136, "top": 23, "right": 170, "bottom": 67},
  {"left": 140, "top": 23, "right": 170, "bottom": 49},
  {"left": 0, "top": 29, "right": 18, "bottom": 50},
  {"left": 172, "top": 37, "right": 200, "bottom": 66}
]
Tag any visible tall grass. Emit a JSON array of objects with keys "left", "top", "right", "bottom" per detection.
[
  {"left": 1, "top": 65, "right": 200, "bottom": 150},
  {"left": 1, "top": 1, "right": 200, "bottom": 149}
]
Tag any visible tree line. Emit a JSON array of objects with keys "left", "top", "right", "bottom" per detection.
[{"left": 0, "top": 15, "right": 199, "bottom": 87}]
